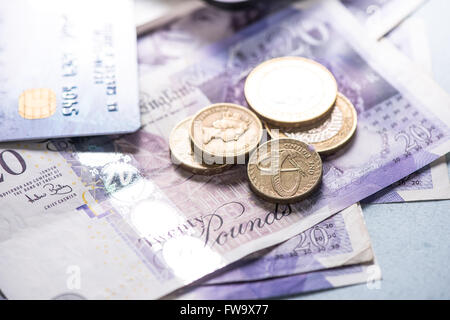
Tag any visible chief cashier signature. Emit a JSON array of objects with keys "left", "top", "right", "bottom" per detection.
[{"left": 25, "top": 183, "right": 73, "bottom": 203}]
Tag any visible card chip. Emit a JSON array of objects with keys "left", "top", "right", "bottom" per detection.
[{"left": 18, "top": 88, "right": 56, "bottom": 119}]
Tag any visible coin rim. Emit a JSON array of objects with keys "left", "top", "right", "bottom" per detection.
[
  {"left": 169, "top": 117, "right": 232, "bottom": 175},
  {"left": 189, "top": 103, "right": 263, "bottom": 160},
  {"left": 247, "top": 138, "right": 323, "bottom": 204},
  {"left": 265, "top": 93, "right": 358, "bottom": 154},
  {"left": 244, "top": 56, "right": 338, "bottom": 127}
]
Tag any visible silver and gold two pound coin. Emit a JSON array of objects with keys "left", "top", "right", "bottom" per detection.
[
  {"left": 266, "top": 93, "right": 357, "bottom": 154},
  {"left": 247, "top": 138, "right": 322, "bottom": 204},
  {"left": 244, "top": 57, "right": 337, "bottom": 127}
]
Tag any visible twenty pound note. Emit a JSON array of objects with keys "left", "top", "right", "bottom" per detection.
[
  {"left": 139, "top": 0, "right": 450, "bottom": 250},
  {"left": 201, "top": 203, "right": 374, "bottom": 284},
  {"left": 138, "top": 0, "right": 449, "bottom": 291},
  {"left": 0, "top": 0, "right": 449, "bottom": 299},
  {"left": 366, "top": 16, "right": 450, "bottom": 203},
  {"left": 137, "top": 0, "right": 450, "bottom": 208},
  {"left": 174, "top": 260, "right": 382, "bottom": 300}
]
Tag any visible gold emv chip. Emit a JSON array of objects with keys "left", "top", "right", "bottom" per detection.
[{"left": 18, "top": 88, "right": 56, "bottom": 119}]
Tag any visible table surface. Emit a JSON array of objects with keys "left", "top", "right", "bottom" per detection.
[{"left": 137, "top": 0, "right": 450, "bottom": 300}]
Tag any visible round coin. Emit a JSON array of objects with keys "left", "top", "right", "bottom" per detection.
[
  {"left": 190, "top": 103, "right": 263, "bottom": 164},
  {"left": 247, "top": 138, "right": 322, "bottom": 203},
  {"left": 244, "top": 56, "right": 338, "bottom": 127},
  {"left": 265, "top": 93, "right": 357, "bottom": 154},
  {"left": 169, "top": 117, "right": 231, "bottom": 175}
]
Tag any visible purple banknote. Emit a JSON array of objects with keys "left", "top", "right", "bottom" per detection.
[
  {"left": 202, "top": 204, "right": 373, "bottom": 284},
  {"left": 0, "top": 0, "right": 448, "bottom": 299},
  {"left": 137, "top": 1, "right": 449, "bottom": 205},
  {"left": 365, "top": 156, "right": 450, "bottom": 203},
  {"left": 137, "top": 0, "right": 288, "bottom": 78},
  {"left": 366, "top": 16, "right": 450, "bottom": 203},
  {"left": 174, "top": 261, "right": 381, "bottom": 299},
  {"left": 129, "top": 0, "right": 450, "bottom": 294},
  {"left": 139, "top": 0, "right": 450, "bottom": 260}
]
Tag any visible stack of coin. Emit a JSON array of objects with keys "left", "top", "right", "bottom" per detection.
[
  {"left": 243, "top": 57, "right": 357, "bottom": 202},
  {"left": 169, "top": 103, "right": 263, "bottom": 174},
  {"left": 264, "top": 93, "right": 358, "bottom": 154},
  {"left": 169, "top": 117, "right": 231, "bottom": 175},
  {"left": 244, "top": 57, "right": 358, "bottom": 155},
  {"left": 169, "top": 56, "right": 357, "bottom": 203}
]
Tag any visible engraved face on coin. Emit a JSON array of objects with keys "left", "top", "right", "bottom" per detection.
[
  {"left": 266, "top": 93, "right": 358, "bottom": 154},
  {"left": 18, "top": 88, "right": 56, "bottom": 119},
  {"left": 244, "top": 57, "right": 337, "bottom": 127},
  {"left": 169, "top": 117, "right": 231, "bottom": 175},
  {"left": 247, "top": 138, "right": 322, "bottom": 203},
  {"left": 190, "top": 103, "right": 263, "bottom": 163}
]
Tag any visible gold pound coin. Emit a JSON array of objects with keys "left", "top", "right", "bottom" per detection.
[
  {"left": 266, "top": 93, "right": 357, "bottom": 154},
  {"left": 169, "top": 117, "right": 231, "bottom": 175},
  {"left": 190, "top": 103, "right": 263, "bottom": 164},
  {"left": 247, "top": 138, "right": 322, "bottom": 204},
  {"left": 18, "top": 88, "right": 56, "bottom": 119},
  {"left": 244, "top": 57, "right": 337, "bottom": 127}
]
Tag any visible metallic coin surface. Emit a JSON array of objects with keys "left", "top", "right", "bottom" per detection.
[
  {"left": 266, "top": 93, "right": 358, "bottom": 154},
  {"left": 18, "top": 88, "right": 56, "bottom": 119},
  {"left": 244, "top": 57, "right": 338, "bottom": 127},
  {"left": 190, "top": 103, "right": 263, "bottom": 163},
  {"left": 169, "top": 117, "right": 231, "bottom": 174},
  {"left": 247, "top": 138, "right": 322, "bottom": 203}
]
